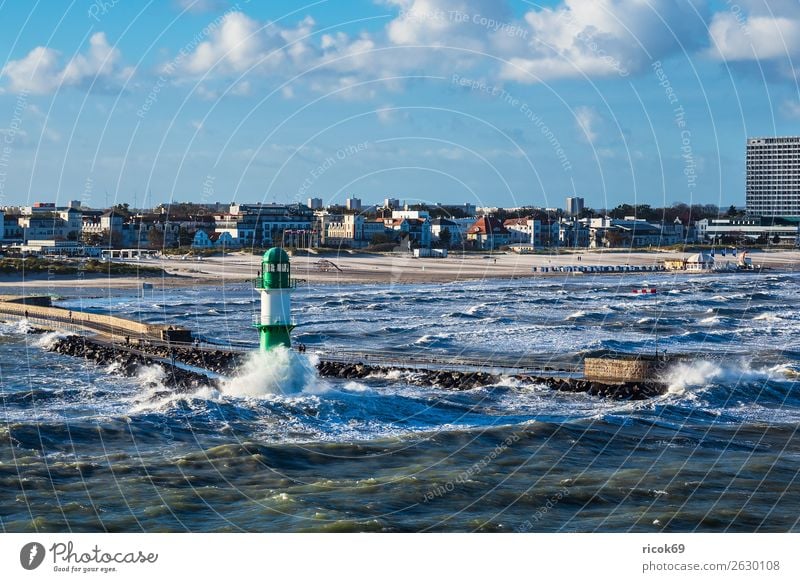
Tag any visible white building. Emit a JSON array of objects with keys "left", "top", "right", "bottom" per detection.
[
  {"left": 746, "top": 136, "right": 800, "bottom": 217},
  {"left": 685, "top": 252, "right": 715, "bottom": 272},
  {"left": 391, "top": 209, "right": 429, "bottom": 220},
  {"left": 345, "top": 197, "right": 362, "bottom": 211},
  {"left": 697, "top": 216, "right": 800, "bottom": 245}
]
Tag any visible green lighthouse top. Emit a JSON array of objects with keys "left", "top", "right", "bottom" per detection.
[
  {"left": 263, "top": 247, "right": 290, "bottom": 264},
  {"left": 260, "top": 247, "right": 291, "bottom": 289}
]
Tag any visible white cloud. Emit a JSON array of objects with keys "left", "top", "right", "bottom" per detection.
[
  {"left": 574, "top": 105, "right": 599, "bottom": 143},
  {"left": 708, "top": 12, "right": 800, "bottom": 61},
  {"left": 182, "top": 11, "right": 267, "bottom": 74},
  {"left": 2, "top": 32, "right": 129, "bottom": 94},
  {"left": 501, "top": 0, "right": 708, "bottom": 83}
]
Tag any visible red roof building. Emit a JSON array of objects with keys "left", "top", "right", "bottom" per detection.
[{"left": 466, "top": 216, "right": 511, "bottom": 250}]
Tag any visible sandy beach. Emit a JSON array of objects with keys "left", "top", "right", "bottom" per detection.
[{"left": 0, "top": 248, "right": 798, "bottom": 289}]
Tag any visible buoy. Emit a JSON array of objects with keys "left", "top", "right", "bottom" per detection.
[{"left": 255, "top": 247, "right": 295, "bottom": 351}]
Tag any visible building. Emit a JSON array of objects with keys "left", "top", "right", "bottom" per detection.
[
  {"left": 391, "top": 209, "right": 429, "bottom": 220},
  {"left": 345, "top": 197, "right": 362, "bottom": 211},
  {"left": 697, "top": 216, "right": 799, "bottom": 245},
  {"left": 215, "top": 203, "right": 313, "bottom": 247},
  {"left": 430, "top": 217, "right": 462, "bottom": 246},
  {"left": 21, "top": 202, "right": 57, "bottom": 215},
  {"left": 0, "top": 211, "right": 4, "bottom": 242},
  {"left": 384, "top": 197, "right": 400, "bottom": 209},
  {"left": 18, "top": 208, "right": 82, "bottom": 242},
  {"left": 565, "top": 196, "right": 585, "bottom": 217},
  {"left": 319, "top": 213, "right": 388, "bottom": 248},
  {"left": 466, "top": 216, "right": 511, "bottom": 250},
  {"left": 382, "top": 215, "right": 431, "bottom": 248},
  {"left": 685, "top": 252, "right": 715, "bottom": 272},
  {"left": 746, "top": 136, "right": 800, "bottom": 217},
  {"left": 307, "top": 197, "right": 323, "bottom": 210},
  {"left": 558, "top": 218, "right": 590, "bottom": 247},
  {"left": 588, "top": 217, "right": 684, "bottom": 248},
  {"left": 15, "top": 239, "right": 86, "bottom": 256},
  {"left": 503, "top": 217, "right": 543, "bottom": 246}
]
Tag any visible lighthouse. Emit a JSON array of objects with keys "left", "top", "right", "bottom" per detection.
[{"left": 255, "top": 247, "right": 295, "bottom": 351}]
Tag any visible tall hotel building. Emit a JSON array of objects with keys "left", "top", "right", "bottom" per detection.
[{"left": 746, "top": 137, "right": 800, "bottom": 217}]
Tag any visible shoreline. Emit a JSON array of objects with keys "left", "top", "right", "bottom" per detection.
[{"left": 0, "top": 249, "right": 796, "bottom": 289}]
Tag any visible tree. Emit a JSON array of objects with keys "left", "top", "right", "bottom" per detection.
[
  {"left": 726, "top": 204, "right": 738, "bottom": 218},
  {"left": 178, "top": 227, "right": 194, "bottom": 247},
  {"left": 438, "top": 227, "right": 452, "bottom": 248},
  {"left": 147, "top": 228, "right": 165, "bottom": 249},
  {"left": 773, "top": 234, "right": 781, "bottom": 245},
  {"left": 113, "top": 203, "right": 132, "bottom": 219},
  {"left": 370, "top": 232, "right": 392, "bottom": 245}
]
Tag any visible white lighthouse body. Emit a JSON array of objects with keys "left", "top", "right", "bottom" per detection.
[{"left": 260, "top": 288, "right": 291, "bottom": 326}]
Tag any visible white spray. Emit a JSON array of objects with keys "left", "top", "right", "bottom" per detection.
[{"left": 221, "top": 346, "right": 323, "bottom": 397}]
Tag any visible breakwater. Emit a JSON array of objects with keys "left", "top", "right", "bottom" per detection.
[
  {"left": 49, "top": 336, "right": 214, "bottom": 392},
  {"left": 316, "top": 360, "right": 665, "bottom": 399},
  {"left": 47, "top": 335, "right": 666, "bottom": 400}
]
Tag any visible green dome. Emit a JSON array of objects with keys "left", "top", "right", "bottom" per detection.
[{"left": 263, "top": 247, "right": 290, "bottom": 264}]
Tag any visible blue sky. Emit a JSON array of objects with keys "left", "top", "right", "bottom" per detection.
[{"left": 0, "top": 0, "right": 799, "bottom": 210}]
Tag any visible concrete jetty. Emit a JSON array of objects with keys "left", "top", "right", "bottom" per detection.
[{"left": 0, "top": 295, "right": 192, "bottom": 342}]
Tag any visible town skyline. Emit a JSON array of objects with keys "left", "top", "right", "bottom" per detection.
[{"left": 1, "top": 1, "right": 799, "bottom": 209}]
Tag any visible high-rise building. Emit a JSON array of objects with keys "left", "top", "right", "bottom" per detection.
[
  {"left": 346, "top": 197, "right": 362, "bottom": 211},
  {"left": 746, "top": 137, "right": 800, "bottom": 217},
  {"left": 307, "top": 197, "right": 323, "bottom": 210},
  {"left": 565, "top": 196, "right": 584, "bottom": 216}
]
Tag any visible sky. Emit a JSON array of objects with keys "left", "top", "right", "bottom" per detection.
[{"left": 0, "top": 0, "right": 799, "bottom": 211}]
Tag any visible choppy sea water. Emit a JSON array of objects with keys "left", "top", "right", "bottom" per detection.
[{"left": 1, "top": 272, "right": 800, "bottom": 532}]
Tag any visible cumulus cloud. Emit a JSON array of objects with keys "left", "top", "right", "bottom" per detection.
[
  {"left": 707, "top": 1, "right": 800, "bottom": 80},
  {"left": 154, "top": 0, "right": 797, "bottom": 97},
  {"left": 709, "top": 12, "right": 800, "bottom": 61},
  {"left": 2, "top": 32, "right": 130, "bottom": 94},
  {"left": 501, "top": 0, "right": 708, "bottom": 83}
]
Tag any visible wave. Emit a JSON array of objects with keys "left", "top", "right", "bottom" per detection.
[
  {"left": 0, "top": 319, "right": 35, "bottom": 336},
  {"left": 413, "top": 333, "right": 453, "bottom": 347},
  {"left": 753, "top": 313, "right": 782, "bottom": 323},
  {"left": 220, "top": 347, "right": 324, "bottom": 398},
  {"left": 662, "top": 359, "right": 799, "bottom": 396},
  {"left": 34, "top": 330, "right": 69, "bottom": 350}
]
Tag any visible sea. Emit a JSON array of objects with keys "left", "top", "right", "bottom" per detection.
[{"left": 1, "top": 271, "right": 799, "bottom": 532}]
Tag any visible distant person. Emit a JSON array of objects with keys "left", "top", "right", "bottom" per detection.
[{"left": 24, "top": 310, "right": 29, "bottom": 319}]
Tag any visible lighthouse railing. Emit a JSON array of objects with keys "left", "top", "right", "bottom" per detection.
[{"left": 253, "top": 278, "right": 303, "bottom": 290}]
